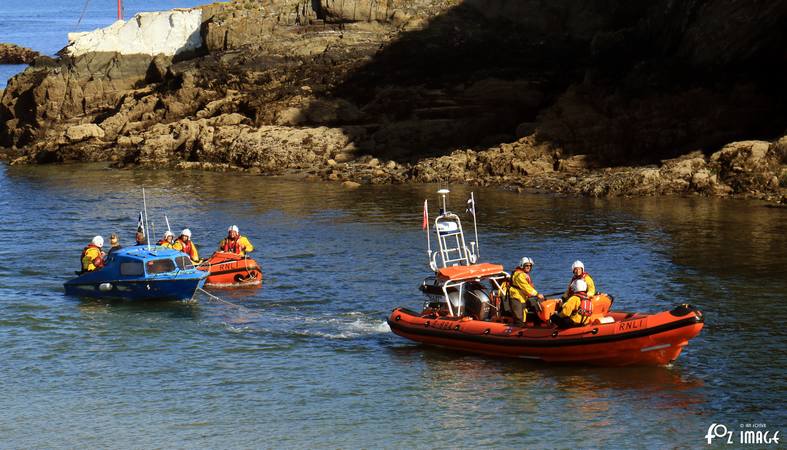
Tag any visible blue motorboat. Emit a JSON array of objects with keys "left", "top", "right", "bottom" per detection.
[{"left": 64, "top": 246, "right": 207, "bottom": 301}]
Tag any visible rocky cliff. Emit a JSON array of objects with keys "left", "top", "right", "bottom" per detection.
[
  {"left": 0, "top": 43, "right": 40, "bottom": 64},
  {"left": 1, "top": 0, "right": 785, "bottom": 202}
]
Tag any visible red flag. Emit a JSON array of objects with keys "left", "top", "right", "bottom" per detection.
[{"left": 422, "top": 199, "right": 428, "bottom": 230}]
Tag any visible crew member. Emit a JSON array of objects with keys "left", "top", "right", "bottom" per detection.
[
  {"left": 553, "top": 279, "right": 593, "bottom": 327},
  {"left": 218, "top": 225, "right": 254, "bottom": 255},
  {"left": 81, "top": 236, "right": 106, "bottom": 272},
  {"left": 173, "top": 228, "right": 199, "bottom": 262},
  {"left": 107, "top": 233, "right": 122, "bottom": 254},
  {"left": 507, "top": 257, "right": 544, "bottom": 327},
  {"left": 564, "top": 260, "right": 595, "bottom": 299},
  {"left": 158, "top": 230, "right": 175, "bottom": 248},
  {"left": 135, "top": 230, "right": 147, "bottom": 246}
]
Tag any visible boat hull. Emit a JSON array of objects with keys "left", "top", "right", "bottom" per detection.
[
  {"left": 199, "top": 252, "right": 262, "bottom": 288},
  {"left": 387, "top": 305, "right": 704, "bottom": 366},
  {"left": 64, "top": 275, "right": 206, "bottom": 301}
]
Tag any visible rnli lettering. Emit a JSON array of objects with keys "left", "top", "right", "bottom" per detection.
[{"left": 618, "top": 319, "right": 646, "bottom": 332}]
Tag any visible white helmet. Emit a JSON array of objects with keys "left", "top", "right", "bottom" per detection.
[
  {"left": 228, "top": 225, "right": 239, "bottom": 233},
  {"left": 571, "top": 279, "right": 588, "bottom": 293},
  {"left": 163, "top": 230, "right": 174, "bottom": 238},
  {"left": 181, "top": 228, "right": 192, "bottom": 238},
  {"left": 520, "top": 257, "right": 534, "bottom": 267},
  {"left": 92, "top": 235, "right": 104, "bottom": 247},
  {"left": 572, "top": 260, "right": 585, "bottom": 271}
]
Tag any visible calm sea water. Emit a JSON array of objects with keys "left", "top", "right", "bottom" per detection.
[
  {"left": 0, "top": 0, "right": 206, "bottom": 87},
  {"left": 0, "top": 163, "right": 784, "bottom": 448}
]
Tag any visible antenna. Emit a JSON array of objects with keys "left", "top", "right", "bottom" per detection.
[
  {"left": 437, "top": 188, "right": 449, "bottom": 212},
  {"left": 470, "top": 192, "right": 479, "bottom": 260},
  {"left": 142, "top": 188, "right": 151, "bottom": 251},
  {"left": 165, "top": 215, "right": 171, "bottom": 233}
]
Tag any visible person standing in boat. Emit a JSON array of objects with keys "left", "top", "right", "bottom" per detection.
[
  {"left": 157, "top": 230, "right": 175, "bottom": 248},
  {"left": 81, "top": 236, "right": 105, "bottom": 272},
  {"left": 173, "top": 229, "right": 200, "bottom": 263},
  {"left": 218, "top": 225, "right": 254, "bottom": 256},
  {"left": 507, "top": 257, "right": 544, "bottom": 326}
]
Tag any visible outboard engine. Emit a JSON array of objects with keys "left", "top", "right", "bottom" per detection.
[{"left": 463, "top": 283, "right": 491, "bottom": 320}]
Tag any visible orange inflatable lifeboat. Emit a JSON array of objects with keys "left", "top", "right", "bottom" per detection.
[
  {"left": 389, "top": 189, "right": 704, "bottom": 366},
  {"left": 389, "top": 263, "right": 704, "bottom": 366},
  {"left": 198, "top": 251, "right": 262, "bottom": 288}
]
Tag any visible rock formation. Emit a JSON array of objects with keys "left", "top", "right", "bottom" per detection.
[
  {"left": 0, "top": 43, "right": 40, "bottom": 64},
  {"left": 1, "top": 0, "right": 786, "bottom": 202}
]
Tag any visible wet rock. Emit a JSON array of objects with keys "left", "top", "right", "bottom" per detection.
[
  {"left": 342, "top": 180, "right": 361, "bottom": 189},
  {"left": 65, "top": 124, "right": 105, "bottom": 142}
]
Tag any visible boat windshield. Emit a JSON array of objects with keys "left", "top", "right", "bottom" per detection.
[
  {"left": 175, "top": 256, "right": 193, "bottom": 270},
  {"left": 146, "top": 258, "right": 177, "bottom": 274}
]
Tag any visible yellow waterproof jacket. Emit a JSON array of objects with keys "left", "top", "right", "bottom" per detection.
[
  {"left": 559, "top": 296, "right": 587, "bottom": 325},
  {"left": 157, "top": 240, "right": 174, "bottom": 249},
  {"left": 218, "top": 236, "right": 254, "bottom": 255},
  {"left": 509, "top": 268, "right": 538, "bottom": 303},
  {"left": 173, "top": 238, "right": 199, "bottom": 262},
  {"left": 81, "top": 245, "right": 103, "bottom": 271},
  {"left": 565, "top": 272, "right": 596, "bottom": 298}
]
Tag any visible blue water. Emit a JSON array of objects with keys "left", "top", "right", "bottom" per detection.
[
  {"left": 0, "top": 163, "right": 785, "bottom": 448},
  {"left": 0, "top": 0, "right": 206, "bottom": 87}
]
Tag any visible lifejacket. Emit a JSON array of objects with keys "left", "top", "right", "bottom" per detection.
[
  {"left": 567, "top": 272, "right": 592, "bottom": 297},
  {"left": 576, "top": 292, "right": 593, "bottom": 318},
  {"left": 222, "top": 237, "right": 241, "bottom": 254},
  {"left": 178, "top": 238, "right": 194, "bottom": 257},
  {"left": 157, "top": 239, "right": 173, "bottom": 248},
  {"left": 80, "top": 244, "right": 104, "bottom": 271}
]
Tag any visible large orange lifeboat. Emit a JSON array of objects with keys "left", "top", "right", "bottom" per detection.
[
  {"left": 388, "top": 289, "right": 704, "bottom": 366},
  {"left": 198, "top": 251, "right": 262, "bottom": 288},
  {"left": 388, "top": 189, "right": 704, "bottom": 366}
]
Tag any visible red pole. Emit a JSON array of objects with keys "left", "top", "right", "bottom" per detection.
[{"left": 117, "top": 0, "right": 122, "bottom": 20}]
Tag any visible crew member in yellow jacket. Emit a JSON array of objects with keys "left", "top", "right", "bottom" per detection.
[
  {"left": 553, "top": 261, "right": 596, "bottom": 327},
  {"left": 157, "top": 230, "right": 175, "bottom": 248},
  {"left": 507, "top": 257, "right": 544, "bottom": 326},
  {"left": 173, "top": 228, "right": 200, "bottom": 263},
  {"left": 81, "top": 236, "right": 106, "bottom": 272},
  {"left": 218, "top": 225, "right": 254, "bottom": 256}
]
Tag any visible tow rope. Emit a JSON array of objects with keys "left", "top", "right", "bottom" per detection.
[{"left": 196, "top": 287, "right": 251, "bottom": 312}]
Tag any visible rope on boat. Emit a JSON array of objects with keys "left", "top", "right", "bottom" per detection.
[{"left": 196, "top": 287, "right": 250, "bottom": 312}]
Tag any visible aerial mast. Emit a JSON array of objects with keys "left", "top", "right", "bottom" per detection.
[{"left": 117, "top": 0, "right": 123, "bottom": 20}]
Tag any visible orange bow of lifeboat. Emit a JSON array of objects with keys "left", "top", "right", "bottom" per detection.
[
  {"left": 199, "top": 251, "right": 262, "bottom": 287},
  {"left": 388, "top": 263, "right": 704, "bottom": 366}
]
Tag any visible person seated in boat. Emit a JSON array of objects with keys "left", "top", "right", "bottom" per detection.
[
  {"left": 157, "top": 230, "right": 175, "bottom": 248},
  {"left": 564, "top": 260, "right": 595, "bottom": 299},
  {"left": 81, "top": 236, "right": 106, "bottom": 272},
  {"left": 107, "top": 233, "right": 122, "bottom": 255},
  {"left": 135, "top": 230, "right": 147, "bottom": 246},
  {"left": 173, "top": 228, "right": 200, "bottom": 263},
  {"left": 552, "top": 279, "right": 593, "bottom": 328},
  {"left": 507, "top": 257, "right": 544, "bottom": 327},
  {"left": 218, "top": 225, "right": 254, "bottom": 256}
]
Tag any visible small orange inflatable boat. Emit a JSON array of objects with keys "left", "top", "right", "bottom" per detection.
[{"left": 199, "top": 251, "right": 262, "bottom": 288}]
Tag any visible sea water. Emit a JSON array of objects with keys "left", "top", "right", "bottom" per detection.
[{"left": 0, "top": 163, "right": 784, "bottom": 447}]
